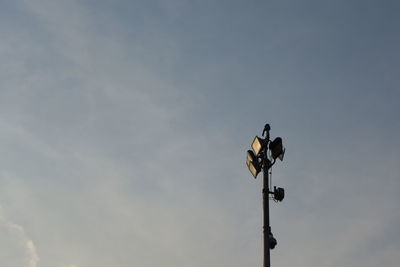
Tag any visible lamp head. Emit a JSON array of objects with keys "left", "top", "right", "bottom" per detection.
[
  {"left": 269, "top": 137, "right": 284, "bottom": 160},
  {"left": 246, "top": 150, "right": 261, "bottom": 178},
  {"left": 251, "top": 136, "right": 267, "bottom": 156}
]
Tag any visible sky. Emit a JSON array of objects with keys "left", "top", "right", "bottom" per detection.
[{"left": 0, "top": 0, "right": 399, "bottom": 266}]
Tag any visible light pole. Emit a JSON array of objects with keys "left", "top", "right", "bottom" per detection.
[{"left": 246, "top": 123, "right": 285, "bottom": 267}]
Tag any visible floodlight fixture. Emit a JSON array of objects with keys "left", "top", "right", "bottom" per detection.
[
  {"left": 269, "top": 137, "right": 284, "bottom": 160},
  {"left": 251, "top": 136, "right": 266, "bottom": 156},
  {"left": 246, "top": 150, "right": 261, "bottom": 178}
]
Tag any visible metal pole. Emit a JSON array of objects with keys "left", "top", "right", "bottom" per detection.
[
  {"left": 262, "top": 124, "right": 271, "bottom": 267},
  {"left": 263, "top": 162, "right": 270, "bottom": 267}
]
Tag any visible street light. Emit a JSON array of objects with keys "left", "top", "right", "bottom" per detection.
[{"left": 245, "top": 124, "right": 286, "bottom": 267}]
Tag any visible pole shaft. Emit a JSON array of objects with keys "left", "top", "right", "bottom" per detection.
[{"left": 263, "top": 163, "right": 270, "bottom": 267}]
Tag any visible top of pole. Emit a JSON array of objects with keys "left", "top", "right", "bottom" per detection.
[{"left": 262, "top": 124, "right": 271, "bottom": 140}]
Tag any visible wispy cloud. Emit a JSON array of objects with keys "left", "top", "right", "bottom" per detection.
[{"left": 0, "top": 207, "right": 39, "bottom": 267}]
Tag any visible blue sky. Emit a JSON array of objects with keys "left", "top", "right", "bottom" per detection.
[{"left": 0, "top": 0, "right": 399, "bottom": 266}]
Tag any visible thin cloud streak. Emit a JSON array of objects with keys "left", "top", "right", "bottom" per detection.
[{"left": 0, "top": 207, "right": 39, "bottom": 267}]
